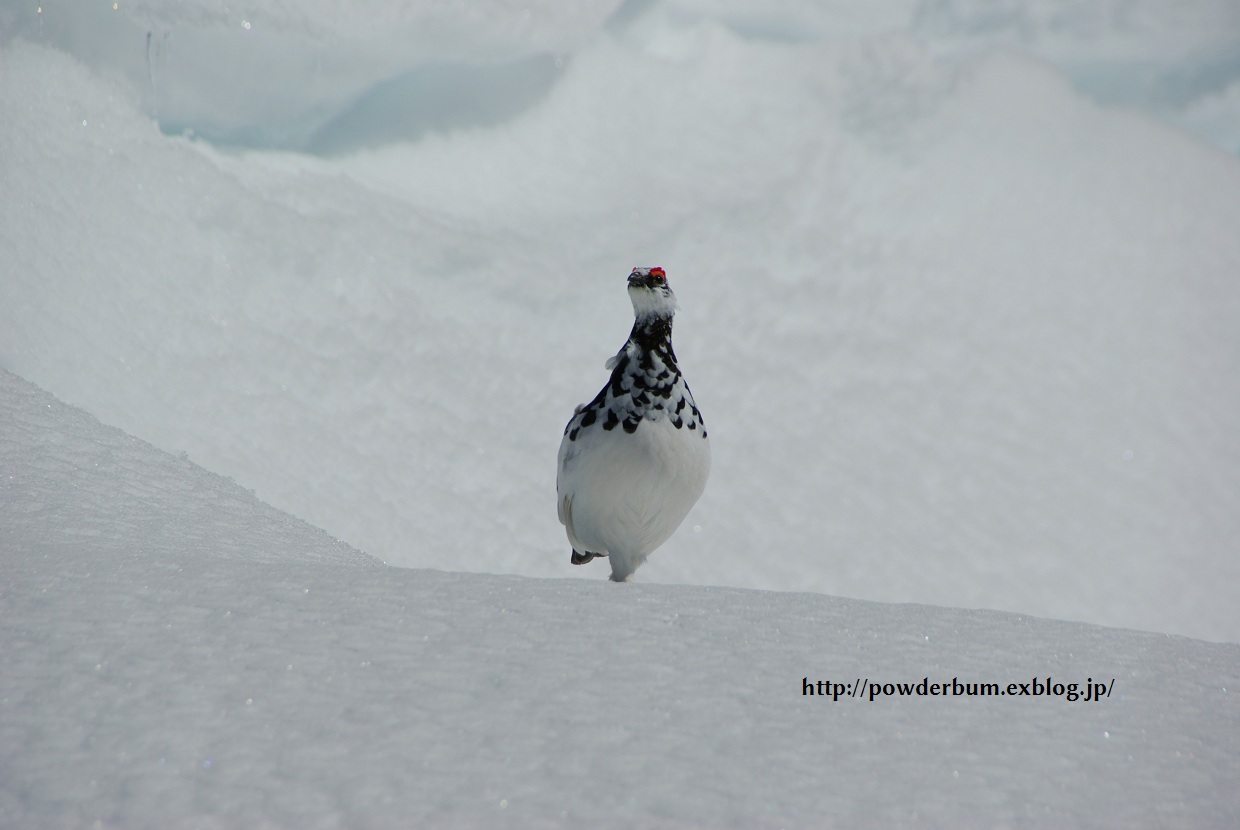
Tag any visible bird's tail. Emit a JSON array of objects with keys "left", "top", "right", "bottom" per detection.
[{"left": 570, "top": 549, "right": 606, "bottom": 565}]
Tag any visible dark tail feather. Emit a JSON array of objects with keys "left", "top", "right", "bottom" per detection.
[{"left": 571, "top": 549, "right": 606, "bottom": 565}]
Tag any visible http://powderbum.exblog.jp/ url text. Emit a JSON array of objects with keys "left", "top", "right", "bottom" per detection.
[{"left": 804, "top": 676, "right": 1116, "bottom": 702}]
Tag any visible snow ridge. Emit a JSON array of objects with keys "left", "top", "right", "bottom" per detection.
[
  {"left": 0, "top": 368, "right": 376, "bottom": 568},
  {"left": 2, "top": 369, "right": 1239, "bottom": 827}
]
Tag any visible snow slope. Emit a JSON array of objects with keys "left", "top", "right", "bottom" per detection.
[
  {"left": 3, "top": 2, "right": 1240, "bottom": 644},
  {"left": 2, "top": 368, "right": 1238, "bottom": 827}
]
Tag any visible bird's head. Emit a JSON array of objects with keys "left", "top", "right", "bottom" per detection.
[{"left": 627, "top": 266, "right": 678, "bottom": 320}]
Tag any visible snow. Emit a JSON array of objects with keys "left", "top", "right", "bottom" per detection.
[
  {"left": 3, "top": 368, "right": 1238, "bottom": 827},
  {"left": 4, "top": 1, "right": 1239, "bottom": 643},
  {"left": 2, "top": 2, "right": 1240, "bottom": 817}
]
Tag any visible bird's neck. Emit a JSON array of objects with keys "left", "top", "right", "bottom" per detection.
[{"left": 628, "top": 315, "right": 675, "bottom": 359}]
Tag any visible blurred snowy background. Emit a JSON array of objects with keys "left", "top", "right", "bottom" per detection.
[{"left": 3, "top": 0, "right": 1239, "bottom": 642}]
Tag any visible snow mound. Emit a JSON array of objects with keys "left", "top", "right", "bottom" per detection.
[
  {"left": 0, "top": 368, "right": 375, "bottom": 568},
  {"left": 7, "top": 0, "right": 1239, "bottom": 154},
  {"left": 1, "top": 369, "right": 1238, "bottom": 827},
  {"left": 1, "top": 0, "right": 622, "bottom": 150}
]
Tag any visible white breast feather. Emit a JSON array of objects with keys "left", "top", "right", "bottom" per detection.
[{"left": 556, "top": 410, "right": 710, "bottom": 580}]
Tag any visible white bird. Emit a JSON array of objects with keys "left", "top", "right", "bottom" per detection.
[{"left": 556, "top": 266, "right": 711, "bottom": 581}]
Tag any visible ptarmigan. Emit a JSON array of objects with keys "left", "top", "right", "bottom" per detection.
[{"left": 556, "top": 266, "right": 711, "bottom": 582}]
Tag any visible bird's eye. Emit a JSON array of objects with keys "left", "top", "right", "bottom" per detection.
[{"left": 649, "top": 267, "right": 666, "bottom": 282}]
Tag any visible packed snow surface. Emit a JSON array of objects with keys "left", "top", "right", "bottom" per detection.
[
  {"left": 3, "top": 2, "right": 1240, "bottom": 644},
  {"left": 3, "top": 369, "right": 1238, "bottom": 827}
]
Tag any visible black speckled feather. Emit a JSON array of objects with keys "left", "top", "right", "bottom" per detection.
[{"left": 564, "top": 315, "right": 706, "bottom": 444}]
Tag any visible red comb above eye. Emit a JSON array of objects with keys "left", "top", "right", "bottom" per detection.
[{"left": 650, "top": 267, "right": 666, "bottom": 279}]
